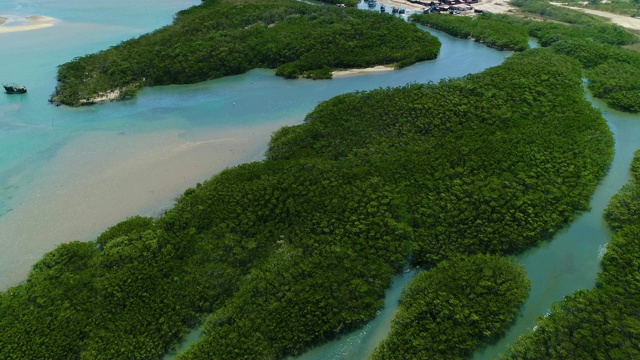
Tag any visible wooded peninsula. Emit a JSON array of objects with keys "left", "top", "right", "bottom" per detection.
[
  {"left": 2, "top": 0, "right": 639, "bottom": 359},
  {"left": 48, "top": 0, "right": 440, "bottom": 106}
]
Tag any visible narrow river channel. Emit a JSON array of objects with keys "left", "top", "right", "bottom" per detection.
[
  {"left": 165, "top": 27, "right": 640, "bottom": 360},
  {"left": 290, "top": 15, "right": 640, "bottom": 360},
  {"left": 164, "top": 24, "right": 511, "bottom": 360},
  {"left": 287, "top": 77, "right": 640, "bottom": 360},
  {"left": 2, "top": 0, "right": 636, "bottom": 358}
]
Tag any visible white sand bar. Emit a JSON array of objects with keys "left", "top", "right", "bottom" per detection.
[
  {"left": 0, "top": 119, "right": 296, "bottom": 290},
  {"left": 0, "top": 15, "right": 58, "bottom": 34},
  {"left": 333, "top": 65, "right": 395, "bottom": 78}
]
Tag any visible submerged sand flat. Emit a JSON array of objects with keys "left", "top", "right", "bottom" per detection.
[
  {"left": 0, "top": 15, "right": 58, "bottom": 34},
  {"left": 0, "top": 119, "right": 297, "bottom": 290}
]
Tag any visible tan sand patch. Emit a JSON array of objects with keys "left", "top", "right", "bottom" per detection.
[
  {"left": 333, "top": 65, "right": 396, "bottom": 77},
  {"left": 0, "top": 15, "right": 58, "bottom": 34},
  {"left": 0, "top": 119, "right": 298, "bottom": 290},
  {"left": 551, "top": 3, "right": 640, "bottom": 31}
]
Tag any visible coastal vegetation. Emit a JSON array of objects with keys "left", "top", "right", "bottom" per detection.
[
  {"left": 370, "top": 254, "right": 530, "bottom": 360},
  {"left": 550, "top": 0, "right": 640, "bottom": 17},
  {"left": 500, "top": 152, "right": 640, "bottom": 359},
  {"left": 49, "top": 0, "right": 440, "bottom": 106},
  {"left": 0, "top": 47, "right": 614, "bottom": 359},
  {"left": 413, "top": 0, "right": 640, "bottom": 112},
  {"left": 411, "top": 13, "right": 530, "bottom": 51}
]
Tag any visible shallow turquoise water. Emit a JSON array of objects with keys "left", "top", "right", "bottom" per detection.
[
  {"left": 471, "top": 91, "right": 640, "bottom": 360},
  {"left": 3, "top": 1, "right": 639, "bottom": 359},
  {"left": 0, "top": 0, "right": 509, "bottom": 290}
]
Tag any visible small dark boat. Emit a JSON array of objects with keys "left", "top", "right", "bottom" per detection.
[{"left": 3, "top": 83, "right": 27, "bottom": 94}]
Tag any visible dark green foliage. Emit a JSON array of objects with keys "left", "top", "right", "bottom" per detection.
[
  {"left": 182, "top": 246, "right": 395, "bottom": 359},
  {"left": 0, "top": 241, "right": 99, "bottom": 360},
  {"left": 413, "top": 13, "right": 476, "bottom": 39},
  {"left": 501, "top": 288, "right": 640, "bottom": 359},
  {"left": 0, "top": 49, "right": 614, "bottom": 358},
  {"left": 501, "top": 151, "right": 640, "bottom": 359},
  {"left": 268, "top": 48, "right": 613, "bottom": 264},
  {"left": 412, "top": 0, "right": 640, "bottom": 112},
  {"left": 50, "top": 0, "right": 440, "bottom": 106},
  {"left": 512, "top": 0, "right": 609, "bottom": 24},
  {"left": 605, "top": 151, "right": 640, "bottom": 231},
  {"left": 509, "top": 0, "right": 640, "bottom": 112},
  {"left": 95, "top": 215, "right": 154, "bottom": 249},
  {"left": 371, "top": 254, "right": 530, "bottom": 360},
  {"left": 510, "top": 0, "right": 637, "bottom": 47},
  {"left": 587, "top": 61, "right": 640, "bottom": 112},
  {"left": 546, "top": 38, "right": 640, "bottom": 112},
  {"left": 557, "top": 0, "right": 640, "bottom": 17},
  {"left": 411, "top": 13, "right": 530, "bottom": 51}
]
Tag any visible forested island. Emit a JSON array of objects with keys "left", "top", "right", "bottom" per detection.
[
  {"left": 0, "top": 42, "right": 615, "bottom": 358},
  {"left": 410, "top": 1, "right": 640, "bottom": 358},
  {"left": 499, "top": 152, "right": 640, "bottom": 359},
  {"left": 371, "top": 254, "right": 530, "bottom": 359},
  {"left": 2, "top": 0, "right": 639, "bottom": 359},
  {"left": 412, "top": 0, "right": 640, "bottom": 112},
  {"left": 48, "top": 0, "right": 440, "bottom": 106}
]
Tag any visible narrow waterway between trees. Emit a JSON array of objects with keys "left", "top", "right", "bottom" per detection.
[
  {"left": 164, "top": 12, "right": 640, "bottom": 360},
  {"left": 289, "top": 33, "right": 640, "bottom": 360}
]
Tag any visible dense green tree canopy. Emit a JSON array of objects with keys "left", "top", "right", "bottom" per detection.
[
  {"left": 411, "top": 0, "right": 640, "bottom": 113},
  {"left": 0, "top": 47, "right": 613, "bottom": 359},
  {"left": 49, "top": 0, "right": 440, "bottom": 106},
  {"left": 411, "top": 13, "right": 530, "bottom": 51},
  {"left": 370, "top": 254, "right": 530, "bottom": 360},
  {"left": 500, "top": 152, "right": 640, "bottom": 359}
]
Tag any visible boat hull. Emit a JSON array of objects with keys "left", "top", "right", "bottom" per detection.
[{"left": 3, "top": 85, "right": 27, "bottom": 94}]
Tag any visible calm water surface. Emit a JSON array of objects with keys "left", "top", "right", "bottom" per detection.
[
  {"left": 2, "top": 1, "right": 639, "bottom": 359},
  {"left": 0, "top": 0, "right": 507, "bottom": 289}
]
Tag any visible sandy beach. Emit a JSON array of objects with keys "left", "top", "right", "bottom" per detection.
[
  {"left": 471, "top": 0, "right": 517, "bottom": 14},
  {"left": 0, "top": 119, "right": 298, "bottom": 290},
  {"left": 0, "top": 15, "right": 58, "bottom": 34},
  {"left": 332, "top": 65, "right": 396, "bottom": 77},
  {"left": 375, "top": 0, "right": 640, "bottom": 29},
  {"left": 550, "top": 3, "right": 640, "bottom": 30}
]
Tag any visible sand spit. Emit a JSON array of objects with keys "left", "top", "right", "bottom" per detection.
[
  {"left": 0, "top": 15, "right": 58, "bottom": 34},
  {"left": 0, "top": 119, "right": 298, "bottom": 290},
  {"left": 550, "top": 2, "right": 640, "bottom": 30},
  {"left": 471, "top": 0, "right": 518, "bottom": 14},
  {"left": 332, "top": 65, "right": 396, "bottom": 77}
]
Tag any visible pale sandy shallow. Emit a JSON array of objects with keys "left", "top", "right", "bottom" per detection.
[
  {"left": 551, "top": 3, "right": 640, "bottom": 30},
  {"left": 0, "top": 15, "right": 58, "bottom": 34},
  {"left": 332, "top": 65, "right": 395, "bottom": 77},
  {"left": 0, "top": 119, "right": 298, "bottom": 290}
]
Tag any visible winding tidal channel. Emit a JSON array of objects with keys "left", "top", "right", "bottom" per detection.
[
  {"left": 167, "top": 28, "right": 640, "bottom": 360},
  {"left": 1, "top": 0, "right": 639, "bottom": 358}
]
